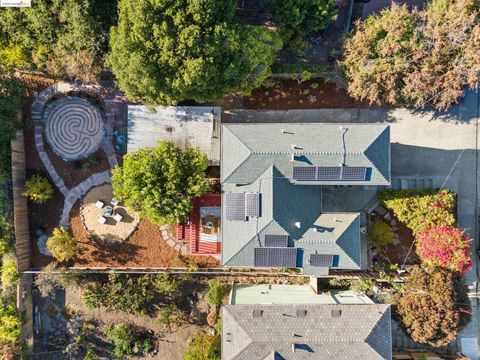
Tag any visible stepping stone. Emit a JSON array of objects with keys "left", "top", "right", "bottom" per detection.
[
  {"left": 384, "top": 213, "right": 392, "bottom": 221},
  {"left": 390, "top": 219, "right": 396, "bottom": 226},
  {"left": 374, "top": 205, "right": 387, "bottom": 217}
]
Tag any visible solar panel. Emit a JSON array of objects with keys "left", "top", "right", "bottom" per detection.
[
  {"left": 316, "top": 167, "right": 341, "bottom": 181},
  {"left": 245, "top": 193, "right": 260, "bottom": 218},
  {"left": 254, "top": 248, "right": 297, "bottom": 268},
  {"left": 293, "top": 166, "right": 316, "bottom": 181},
  {"left": 225, "top": 192, "right": 245, "bottom": 221},
  {"left": 341, "top": 166, "right": 367, "bottom": 181},
  {"left": 310, "top": 254, "right": 334, "bottom": 267},
  {"left": 293, "top": 166, "right": 367, "bottom": 181},
  {"left": 264, "top": 234, "right": 288, "bottom": 247}
]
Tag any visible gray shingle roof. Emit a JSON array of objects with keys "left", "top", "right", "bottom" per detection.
[
  {"left": 222, "top": 304, "right": 392, "bottom": 360},
  {"left": 221, "top": 123, "right": 390, "bottom": 186},
  {"left": 220, "top": 123, "right": 390, "bottom": 274}
]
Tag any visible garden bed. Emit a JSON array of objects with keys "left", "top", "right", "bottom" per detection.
[
  {"left": 220, "top": 78, "right": 369, "bottom": 110},
  {"left": 371, "top": 209, "right": 420, "bottom": 266}
]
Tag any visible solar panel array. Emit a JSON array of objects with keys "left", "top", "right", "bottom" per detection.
[
  {"left": 293, "top": 166, "right": 367, "bottom": 181},
  {"left": 310, "top": 254, "right": 334, "bottom": 267},
  {"left": 264, "top": 234, "right": 289, "bottom": 247},
  {"left": 225, "top": 193, "right": 246, "bottom": 221},
  {"left": 225, "top": 192, "right": 261, "bottom": 221},
  {"left": 245, "top": 193, "right": 260, "bottom": 218},
  {"left": 254, "top": 248, "right": 297, "bottom": 268}
]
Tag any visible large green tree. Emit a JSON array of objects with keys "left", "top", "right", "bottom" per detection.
[
  {"left": 112, "top": 141, "right": 210, "bottom": 225},
  {"left": 269, "top": 0, "right": 336, "bottom": 45},
  {"left": 342, "top": 0, "right": 480, "bottom": 110},
  {"left": 0, "top": 0, "right": 117, "bottom": 80},
  {"left": 108, "top": 0, "right": 282, "bottom": 105},
  {"left": 397, "top": 266, "right": 470, "bottom": 346}
]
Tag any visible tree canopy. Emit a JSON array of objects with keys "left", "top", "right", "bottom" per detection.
[
  {"left": 0, "top": 0, "right": 117, "bottom": 81},
  {"left": 108, "top": 0, "right": 282, "bottom": 105},
  {"left": 397, "top": 265, "right": 470, "bottom": 346},
  {"left": 269, "top": 0, "right": 336, "bottom": 44},
  {"left": 112, "top": 141, "right": 211, "bottom": 225},
  {"left": 342, "top": 0, "right": 480, "bottom": 110}
]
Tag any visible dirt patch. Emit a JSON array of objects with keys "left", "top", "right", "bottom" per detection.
[
  {"left": 371, "top": 212, "right": 420, "bottom": 266},
  {"left": 220, "top": 78, "right": 368, "bottom": 110},
  {"left": 70, "top": 202, "right": 219, "bottom": 268}
]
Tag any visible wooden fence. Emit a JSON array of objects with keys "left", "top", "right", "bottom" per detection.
[{"left": 12, "top": 132, "right": 31, "bottom": 272}]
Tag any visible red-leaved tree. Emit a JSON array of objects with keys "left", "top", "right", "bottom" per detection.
[{"left": 416, "top": 226, "right": 472, "bottom": 274}]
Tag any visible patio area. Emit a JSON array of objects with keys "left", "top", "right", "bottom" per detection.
[{"left": 81, "top": 184, "right": 139, "bottom": 242}]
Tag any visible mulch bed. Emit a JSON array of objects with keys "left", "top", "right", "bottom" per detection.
[
  {"left": 220, "top": 78, "right": 369, "bottom": 110},
  {"left": 371, "top": 212, "right": 420, "bottom": 266},
  {"left": 70, "top": 202, "right": 219, "bottom": 268}
]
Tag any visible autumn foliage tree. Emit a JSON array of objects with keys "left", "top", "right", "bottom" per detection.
[
  {"left": 397, "top": 266, "right": 470, "bottom": 346},
  {"left": 416, "top": 226, "right": 472, "bottom": 274},
  {"left": 342, "top": 0, "right": 480, "bottom": 110}
]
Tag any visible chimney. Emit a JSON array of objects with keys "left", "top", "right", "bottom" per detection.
[{"left": 290, "top": 153, "right": 295, "bottom": 162}]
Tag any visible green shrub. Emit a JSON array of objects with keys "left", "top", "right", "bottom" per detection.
[
  {"left": 205, "top": 279, "right": 229, "bottom": 307},
  {"left": 83, "top": 274, "right": 179, "bottom": 315},
  {"left": 46, "top": 227, "right": 77, "bottom": 262},
  {"left": 22, "top": 175, "right": 54, "bottom": 204},
  {"left": 368, "top": 220, "right": 394, "bottom": 248},
  {"left": 183, "top": 332, "right": 220, "bottom": 360},
  {"left": 0, "top": 296, "right": 21, "bottom": 344},
  {"left": 157, "top": 304, "right": 184, "bottom": 332},
  {"left": 327, "top": 278, "right": 351, "bottom": 290},
  {"left": 1, "top": 253, "right": 19, "bottom": 293},
  {"left": 350, "top": 279, "right": 375, "bottom": 296},
  {"left": 378, "top": 189, "right": 456, "bottom": 234},
  {"left": 105, "top": 324, "right": 134, "bottom": 358}
]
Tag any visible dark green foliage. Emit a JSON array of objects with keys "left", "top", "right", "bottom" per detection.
[
  {"left": 205, "top": 279, "right": 229, "bottom": 307},
  {"left": 105, "top": 324, "right": 134, "bottom": 358},
  {"left": 0, "top": 67, "right": 25, "bottom": 170},
  {"left": 0, "top": 0, "right": 117, "bottom": 80},
  {"left": 368, "top": 220, "right": 393, "bottom": 248},
  {"left": 112, "top": 141, "right": 211, "bottom": 225},
  {"left": 82, "top": 273, "right": 179, "bottom": 315},
  {"left": 157, "top": 304, "right": 184, "bottom": 332},
  {"left": 108, "top": 0, "right": 282, "bottom": 105},
  {"left": 183, "top": 332, "right": 220, "bottom": 360},
  {"left": 398, "top": 266, "right": 470, "bottom": 346},
  {"left": 269, "top": 0, "right": 336, "bottom": 45}
]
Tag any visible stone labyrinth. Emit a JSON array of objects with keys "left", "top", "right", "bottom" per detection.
[{"left": 44, "top": 97, "right": 105, "bottom": 161}]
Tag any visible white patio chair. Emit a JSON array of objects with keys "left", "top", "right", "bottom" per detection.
[
  {"left": 95, "top": 201, "right": 104, "bottom": 209},
  {"left": 111, "top": 198, "right": 119, "bottom": 207},
  {"left": 98, "top": 216, "right": 107, "bottom": 224},
  {"left": 113, "top": 213, "right": 123, "bottom": 222}
]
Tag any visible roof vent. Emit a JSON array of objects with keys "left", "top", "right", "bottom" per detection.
[
  {"left": 291, "top": 144, "right": 297, "bottom": 149},
  {"left": 290, "top": 153, "right": 295, "bottom": 162},
  {"left": 281, "top": 129, "right": 287, "bottom": 133},
  {"left": 295, "top": 222, "right": 301, "bottom": 228},
  {"left": 253, "top": 310, "right": 264, "bottom": 318},
  {"left": 331, "top": 309, "right": 342, "bottom": 318},
  {"left": 296, "top": 309, "right": 307, "bottom": 318}
]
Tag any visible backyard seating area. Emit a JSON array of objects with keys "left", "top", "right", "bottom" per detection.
[{"left": 81, "top": 184, "right": 139, "bottom": 242}]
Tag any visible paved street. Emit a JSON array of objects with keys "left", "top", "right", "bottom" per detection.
[{"left": 224, "top": 89, "right": 480, "bottom": 358}]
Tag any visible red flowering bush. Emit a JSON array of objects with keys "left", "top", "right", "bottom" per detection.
[{"left": 416, "top": 226, "right": 472, "bottom": 274}]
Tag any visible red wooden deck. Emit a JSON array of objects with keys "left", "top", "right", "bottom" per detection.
[{"left": 176, "top": 193, "right": 221, "bottom": 256}]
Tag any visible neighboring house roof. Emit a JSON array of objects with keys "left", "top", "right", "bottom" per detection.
[
  {"left": 221, "top": 123, "right": 390, "bottom": 185},
  {"left": 222, "top": 304, "right": 392, "bottom": 360},
  {"left": 127, "top": 105, "right": 220, "bottom": 165}
]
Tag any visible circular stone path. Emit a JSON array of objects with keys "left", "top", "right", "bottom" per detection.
[
  {"left": 44, "top": 97, "right": 105, "bottom": 161},
  {"left": 82, "top": 184, "right": 139, "bottom": 242}
]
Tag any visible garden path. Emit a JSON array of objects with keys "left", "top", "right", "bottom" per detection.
[{"left": 32, "top": 82, "right": 122, "bottom": 227}]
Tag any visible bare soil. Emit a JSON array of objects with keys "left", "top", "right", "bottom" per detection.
[{"left": 220, "top": 78, "right": 369, "bottom": 110}]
